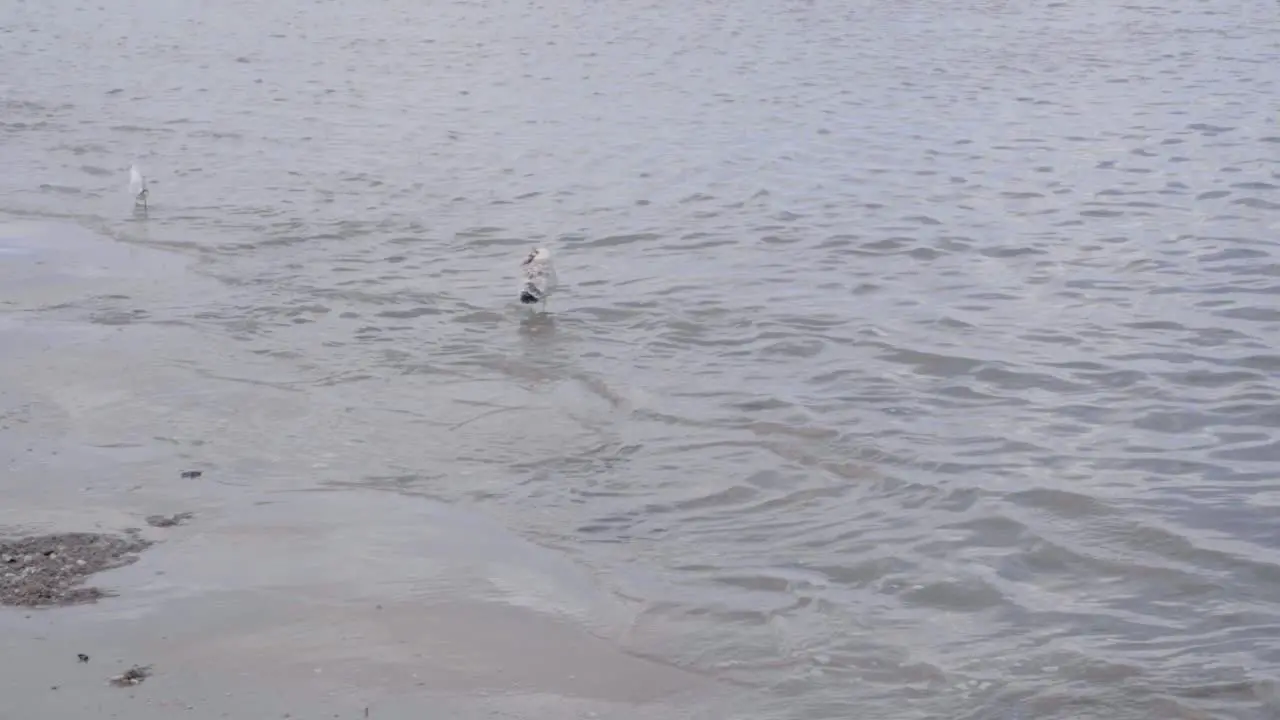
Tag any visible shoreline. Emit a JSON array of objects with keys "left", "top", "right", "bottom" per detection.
[{"left": 0, "top": 216, "right": 742, "bottom": 719}]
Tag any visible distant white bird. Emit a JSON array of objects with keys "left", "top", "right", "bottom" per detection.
[
  {"left": 129, "top": 164, "right": 148, "bottom": 210},
  {"left": 519, "top": 247, "right": 557, "bottom": 311}
]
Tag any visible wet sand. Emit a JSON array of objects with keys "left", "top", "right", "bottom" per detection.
[{"left": 0, "top": 218, "right": 749, "bottom": 719}]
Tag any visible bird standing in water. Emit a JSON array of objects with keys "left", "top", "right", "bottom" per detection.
[
  {"left": 519, "top": 247, "right": 557, "bottom": 312},
  {"left": 129, "top": 164, "right": 148, "bottom": 211}
]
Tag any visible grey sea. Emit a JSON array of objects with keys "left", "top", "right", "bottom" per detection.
[{"left": 1, "top": 0, "right": 1279, "bottom": 718}]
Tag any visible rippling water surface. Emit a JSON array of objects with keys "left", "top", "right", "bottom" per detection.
[{"left": 3, "top": 0, "right": 1280, "bottom": 717}]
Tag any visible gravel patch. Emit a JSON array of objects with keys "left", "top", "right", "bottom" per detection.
[{"left": 0, "top": 532, "right": 154, "bottom": 607}]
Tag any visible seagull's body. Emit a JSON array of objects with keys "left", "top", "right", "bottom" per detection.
[
  {"left": 129, "top": 164, "right": 148, "bottom": 210},
  {"left": 519, "top": 247, "right": 557, "bottom": 311}
]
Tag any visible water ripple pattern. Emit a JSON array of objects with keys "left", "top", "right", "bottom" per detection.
[{"left": 2, "top": 0, "right": 1280, "bottom": 717}]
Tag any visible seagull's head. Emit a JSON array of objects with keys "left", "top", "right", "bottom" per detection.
[{"left": 523, "top": 247, "right": 551, "bottom": 265}]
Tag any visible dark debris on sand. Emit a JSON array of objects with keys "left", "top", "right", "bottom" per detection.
[
  {"left": 145, "top": 512, "right": 193, "bottom": 528},
  {"left": 0, "top": 532, "right": 154, "bottom": 607},
  {"left": 109, "top": 664, "right": 152, "bottom": 687}
]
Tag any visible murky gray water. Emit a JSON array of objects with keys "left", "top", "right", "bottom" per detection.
[{"left": 3, "top": 0, "right": 1280, "bottom": 717}]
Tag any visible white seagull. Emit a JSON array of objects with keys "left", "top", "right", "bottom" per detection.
[
  {"left": 129, "top": 164, "right": 148, "bottom": 211},
  {"left": 519, "top": 247, "right": 557, "bottom": 312}
]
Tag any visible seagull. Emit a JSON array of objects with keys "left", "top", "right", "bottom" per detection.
[
  {"left": 519, "top": 247, "right": 557, "bottom": 312},
  {"left": 129, "top": 164, "right": 148, "bottom": 211}
]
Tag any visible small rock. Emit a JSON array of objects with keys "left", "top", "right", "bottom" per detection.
[{"left": 77, "top": 653, "right": 89, "bottom": 663}]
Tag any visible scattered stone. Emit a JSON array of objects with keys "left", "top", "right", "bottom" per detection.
[
  {"left": 180, "top": 470, "right": 202, "bottom": 479},
  {"left": 145, "top": 512, "right": 194, "bottom": 528},
  {"left": 109, "top": 664, "right": 152, "bottom": 687},
  {"left": 77, "top": 653, "right": 89, "bottom": 663},
  {"left": 0, "top": 532, "right": 154, "bottom": 607}
]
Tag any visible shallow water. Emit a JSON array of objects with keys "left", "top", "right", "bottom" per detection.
[{"left": 2, "top": 0, "right": 1280, "bottom": 717}]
